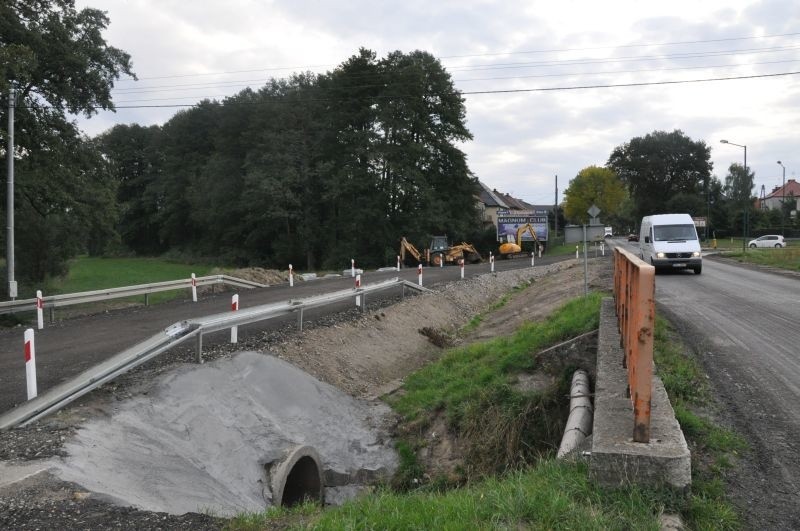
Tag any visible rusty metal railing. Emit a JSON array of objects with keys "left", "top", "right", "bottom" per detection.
[{"left": 613, "top": 247, "right": 655, "bottom": 443}]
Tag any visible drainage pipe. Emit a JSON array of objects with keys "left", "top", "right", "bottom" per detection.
[{"left": 557, "top": 369, "right": 593, "bottom": 459}]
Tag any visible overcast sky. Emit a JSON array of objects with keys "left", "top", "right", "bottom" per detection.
[{"left": 75, "top": 0, "right": 800, "bottom": 207}]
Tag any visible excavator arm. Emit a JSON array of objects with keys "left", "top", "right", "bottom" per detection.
[{"left": 399, "top": 237, "right": 422, "bottom": 264}]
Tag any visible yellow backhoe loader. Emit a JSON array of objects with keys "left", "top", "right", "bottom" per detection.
[
  {"left": 498, "top": 223, "right": 543, "bottom": 258},
  {"left": 400, "top": 236, "right": 483, "bottom": 266}
]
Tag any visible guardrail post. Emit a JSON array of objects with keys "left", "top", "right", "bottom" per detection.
[
  {"left": 144, "top": 293, "right": 149, "bottom": 306},
  {"left": 36, "top": 290, "right": 43, "bottom": 330},
  {"left": 24, "top": 328, "right": 37, "bottom": 400},
  {"left": 297, "top": 307, "right": 304, "bottom": 331}
]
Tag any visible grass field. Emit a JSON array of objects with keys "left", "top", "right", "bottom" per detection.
[
  {"left": 53, "top": 256, "right": 213, "bottom": 294},
  {"left": 719, "top": 244, "right": 800, "bottom": 271}
]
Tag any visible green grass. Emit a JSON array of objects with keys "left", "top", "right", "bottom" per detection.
[
  {"left": 722, "top": 246, "right": 800, "bottom": 271},
  {"left": 35, "top": 256, "right": 214, "bottom": 307},
  {"left": 461, "top": 279, "right": 534, "bottom": 332},
  {"left": 391, "top": 293, "right": 602, "bottom": 426},
  {"left": 296, "top": 460, "right": 668, "bottom": 530}
]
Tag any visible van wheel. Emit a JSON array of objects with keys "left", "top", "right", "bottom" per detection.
[{"left": 693, "top": 266, "right": 702, "bottom": 275}]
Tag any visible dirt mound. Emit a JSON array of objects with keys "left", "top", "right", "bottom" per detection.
[{"left": 211, "top": 267, "right": 289, "bottom": 285}]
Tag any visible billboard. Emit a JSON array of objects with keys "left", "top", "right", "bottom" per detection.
[{"left": 496, "top": 210, "right": 549, "bottom": 242}]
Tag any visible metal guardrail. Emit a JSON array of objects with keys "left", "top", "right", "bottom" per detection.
[
  {"left": 0, "top": 277, "right": 429, "bottom": 429},
  {"left": 613, "top": 247, "right": 655, "bottom": 443},
  {"left": 0, "top": 275, "right": 267, "bottom": 316}
]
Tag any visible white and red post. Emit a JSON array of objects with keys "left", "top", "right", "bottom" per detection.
[
  {"left": 531, "top": 252, "right": 535, "bottom": 267},
  {"left": 191, "top": 273, "right": 198, "bottom": 302},
  {"left": 36, "top": 290, "right": 44, "bottom": 330},
  {"left": 24, "top": 329, "right": 37, "bottom": 400},
  {"left": 417, "top": 264, "right": 423, "bottom": 286},
  {"left": 490, "top": 252, "right": 495, "bottom": 273},
  {"left": 576, "top": 245, "right": 580, "bottom": 260},
  {"left": 396, "top": 255, "right": 401, "bottom": 272},
  {"left": 351, "top": 259, "right": 355, "bottom": 278},
  {"left": 459, "top": 259, "right": 464, "bottom": 279},
  {"left": 230, "top": 294, "right": 239, "bottom": 343},
  {"left": 355, "top": 274, "right": 362, "bottom": 307},
  {"left": 289, "top": 264, "right": 294, "bottom": 287},
  {"left": 538, "top": 244, "right": 543, "bottom": 258}
]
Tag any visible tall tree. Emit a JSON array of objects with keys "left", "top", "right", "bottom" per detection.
[
  {"left": 563, "top": 166, "right": 626, "bottom": 224},
  {"left": 1, "top": 0, "right": 134, "bottom": 281},
  {"left": 607, "top": 130, "right": 712, "bottom": 221}
]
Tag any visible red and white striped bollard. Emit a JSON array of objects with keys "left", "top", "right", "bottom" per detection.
[
  {"left": 36, "top": 290, "right": 44, "bottom": 330},
  {"left": 459, "top": 258, "right": 464, "bottom": 279},
  {"left": 490, "top": 252, "right": 495, "bottom": 272},
  {"left": 230, "top": 294, "right": 239, "bottom": 343},
  {"left": 531, "top": 252, "right": 535, "bottom": 267},
  {"left": 417, "top": 264, "right": 423, "bottom": 286},
  {"left": 396, "top": 255, "right": 400, "bottom": 272},
  {"left": 351, "top": 259, "right": 355, "bottom": 278},
  {"left": 289, "top": 264, "right": 294, "bottom": 287},
  {"left": 355, "top": 274, "right": 361, "bottom": 307},
  {"left": 24, "top": 329, "right": 37, "bottom": 400},
  {"left": 191, "top": 273, "right": 197, "bottom": 302}
]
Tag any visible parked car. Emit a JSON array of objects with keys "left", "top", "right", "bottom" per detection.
[
  {"left": 627, "top": 233, "right": 639, "bottom": 242},
  {"left": 748, "top": 235, "right": 786, "bottom": 248}
]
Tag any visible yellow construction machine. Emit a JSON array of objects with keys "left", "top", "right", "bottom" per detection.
[
  {"left": 400, "top": 236, "right": 483, "bottom": 266},
  {"left": 498, "top": 223, "right": 543, "bottom": 258}
]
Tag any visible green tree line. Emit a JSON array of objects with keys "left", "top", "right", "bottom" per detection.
[
  {"left": 96, "top": 48, "right": 480, "bottom": 272},
  {"left": 563, "top": 129, "right": 798, "bottom": 238}
]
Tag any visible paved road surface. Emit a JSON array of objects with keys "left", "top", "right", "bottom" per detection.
[
  {"left": 0, "top": 254, "right": 571, "bottom": 414},
  {"left": 617, "top": 241, "right": 800, "bottom": 529}
]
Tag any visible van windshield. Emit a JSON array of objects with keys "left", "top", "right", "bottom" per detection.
[{"left": 653, "top": 224, "right": 697, "bottom": 241}]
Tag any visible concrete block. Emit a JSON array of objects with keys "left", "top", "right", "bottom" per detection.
[{"left": 590, "top": 298, "right": 691, "bottom": 489}]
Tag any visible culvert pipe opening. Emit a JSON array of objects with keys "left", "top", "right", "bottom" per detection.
[{"left": 267, "top": 445, "right": 324, "bottom": 507}]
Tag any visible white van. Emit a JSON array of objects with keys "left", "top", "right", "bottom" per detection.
[{"left": 639, "top": 213, "right": 702, "bottom": 274}]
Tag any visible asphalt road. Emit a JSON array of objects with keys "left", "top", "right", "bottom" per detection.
[
  {"left": 0, "top": 253, "right": 571, "bottom": 415},
  {"left": 616, "top": 240, "right": 800, "bottom": 529}
]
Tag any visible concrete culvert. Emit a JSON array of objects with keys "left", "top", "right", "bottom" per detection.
[{"left": 268, "top": 446, "right": 324, "bottom": 507}]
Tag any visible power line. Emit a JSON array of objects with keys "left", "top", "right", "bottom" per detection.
[
  {"left": 109, "top": 58, "right": 800, "bottom": 100},
  {"left": 113, "top": 31, "right": 800, "bottom": 83},
  {"left": 459, "top": 70, "right": 800, "bottom": 96},
  {"left": 93, "top": 69, "right": 800, "bottom": 109}
]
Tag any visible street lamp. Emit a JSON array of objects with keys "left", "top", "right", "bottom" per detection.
[
  {"left": 720, "top": 139, "right": 748, "bottom": 251},
  {"left": 777, "top": 161, "right": 786, "bottom": 236}
]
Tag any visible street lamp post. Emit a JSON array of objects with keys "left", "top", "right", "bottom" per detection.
[
  {"left": 720, "top": 139, "right": 748, "bottom": 251},
  {"left": 777, "top": 161, "right": 786, "bottom": 236}
]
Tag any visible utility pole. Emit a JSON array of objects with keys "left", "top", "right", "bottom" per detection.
[
  {"left": 6, "top": 86, "right": 16, "bottom": 299},
  {"left": 554, "top": 175, "right": 558, "bottom": 240}
]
